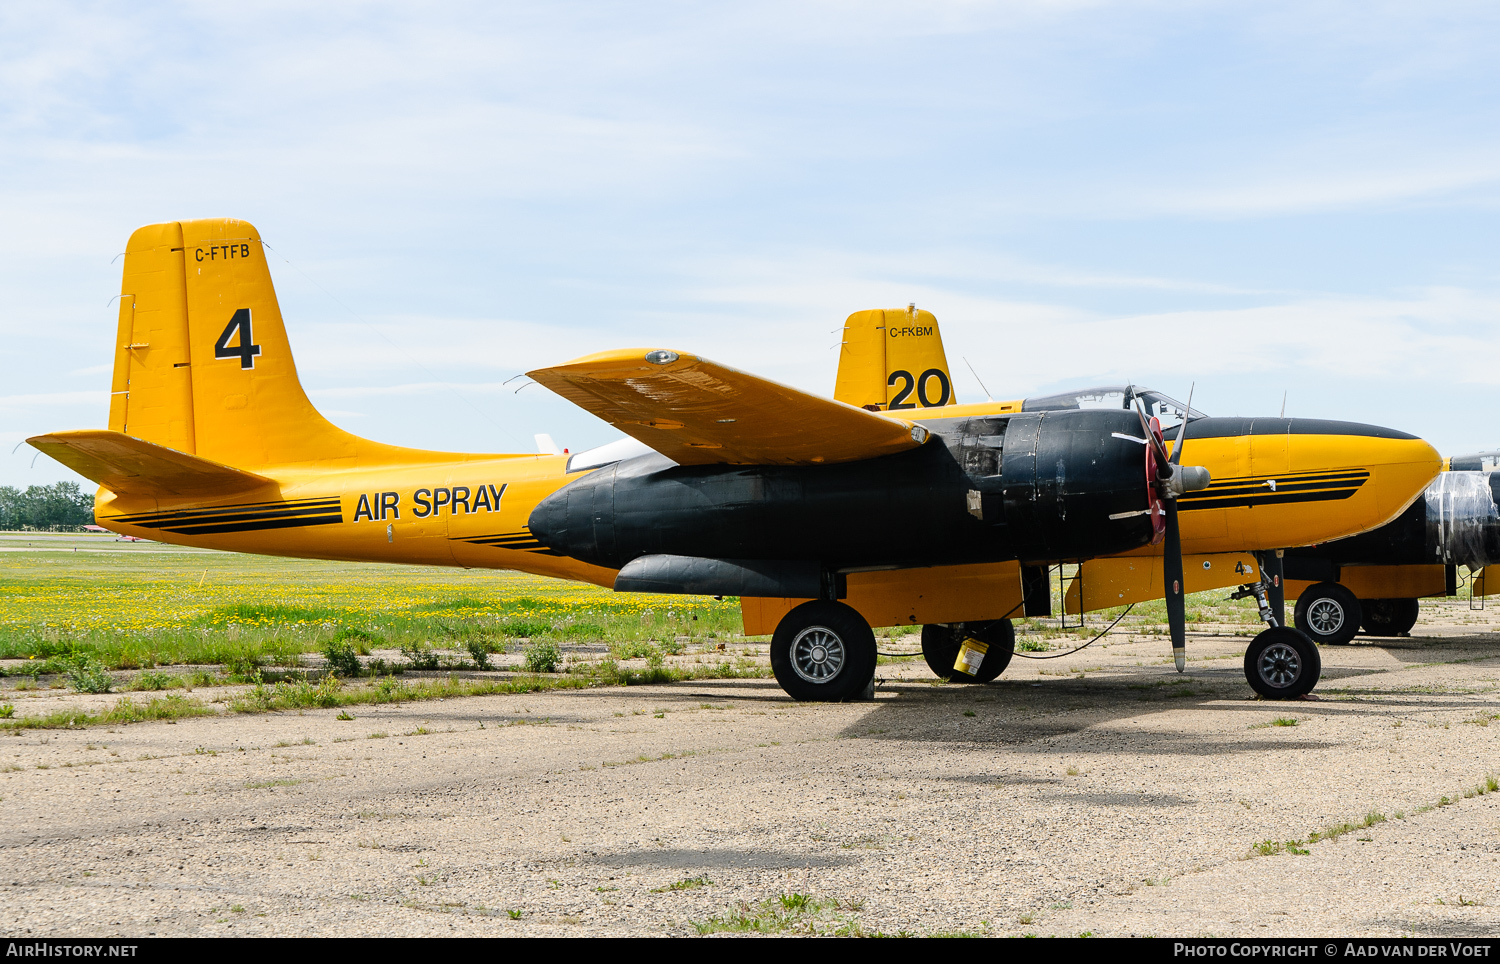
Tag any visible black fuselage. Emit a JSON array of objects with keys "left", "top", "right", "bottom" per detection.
[{"left": 529, "top": 409, "right": 1158, "bottom": 573}]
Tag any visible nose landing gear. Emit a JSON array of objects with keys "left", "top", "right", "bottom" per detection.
[{"left": 1233, "top": 552, "right": 1321, "bottom": 699}]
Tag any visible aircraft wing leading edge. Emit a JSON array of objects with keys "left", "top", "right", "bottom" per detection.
[{"left": 527, "top": 349, "right": 927, "bottom": 465}]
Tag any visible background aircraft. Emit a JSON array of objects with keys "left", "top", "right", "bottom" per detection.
[
  {"left": 31, "top": 219, "right": 1442, "bottom": 706},
  {"left": 1278, "top": 461, "right": 1500, "bottom": 644}
]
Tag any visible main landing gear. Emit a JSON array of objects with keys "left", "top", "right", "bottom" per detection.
[
  {"left": 1293, "top": 581, "right": 1362, "bottom": 646},
  {"left": 1291, "top": 583, "right": 1420, "bottom": 642},
  {"left": 1232, "top": 553, "right": 1321, "bottom": 699},
  {"left": 920, "top": 621, "right": 1015, "bottom": 683},
  {"left": 769, "top": 601, "right": 878, "bottom": 702},
  {"left": 1360, "top": 597, "right": 1420, "bottom": 637},
  {"left": 766, "top": 602, "right": 1019, "bottom": 701}
]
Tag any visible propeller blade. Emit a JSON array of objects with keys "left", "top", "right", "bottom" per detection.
[
  {"left": 1169, "top": 383, "right": 1195, "bottom": 466},
  {"left": 1164, "top": 498, "right": 1187, "bottom": 673},
  {"left": 1133, "top": 397, "right": 1171, "bottom": 466}
]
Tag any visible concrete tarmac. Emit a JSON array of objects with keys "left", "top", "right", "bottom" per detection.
[{"left": 2, "top": 630, "right": 1498, "bottom": 937}]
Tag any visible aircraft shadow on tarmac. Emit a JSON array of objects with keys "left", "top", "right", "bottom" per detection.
[
  {"left": 1348, "top": 630, "right": 1500, "bottom": 665},
  {"left": 658, "top": 631, "right": 1498, "bottom": 747}
]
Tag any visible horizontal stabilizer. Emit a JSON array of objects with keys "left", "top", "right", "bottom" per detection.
[
  {"left": 527, "top": 349, "right": 926, "bottom": 465},
  {"left": 28, "top": 430, "right": 273, "bottom": 497}
]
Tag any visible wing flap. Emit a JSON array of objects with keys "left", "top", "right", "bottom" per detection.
[
  {"left": 28, "top": 430, "right": 273, "bottom": 497},
  {"left": 527, "top": 349, "right": 925, "bottom": 465}
]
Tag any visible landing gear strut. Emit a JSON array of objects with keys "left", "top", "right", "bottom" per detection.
[{"left": 1232, "top": 551, "right": 1321, "bottom": 699}]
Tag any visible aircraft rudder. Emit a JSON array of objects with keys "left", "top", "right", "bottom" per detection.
[
  {"left": 111, "top": 221, "right": 194, "bottom": 451},
  {"left": 833, "top": 310, "right": 887, "bottom": 409}
]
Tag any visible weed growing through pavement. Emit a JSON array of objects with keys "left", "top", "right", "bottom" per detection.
[
  {"left": 693, "top": 893, "right": 871, "bottom": 936},
  {"left": 465, "top": 638, "right": 494, "bottom": 670},
  {"left": 64, "top": 653, "right": 113, "bottom": 694},
  {"left": 322, "top": 638, "right": 362, "bottom": 678},
  {"left": 523, "top": 640, "right": 561, "bottom": 673},
  {"left": 129, "top": 670, "right": 177, "bottom": 691},
  {"left": 0, "top": 694, "right": 212, "bottom": 731},
  {"left": 1251, "top": 775, "right": 1500, "bottom": 858}
]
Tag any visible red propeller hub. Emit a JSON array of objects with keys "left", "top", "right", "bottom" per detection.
[{"left": 1145, "top": 416, "right": 1166, "bottom": 545}]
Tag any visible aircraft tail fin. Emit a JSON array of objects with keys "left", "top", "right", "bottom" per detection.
[
  {"left": 833, "top": 306, "right": 957, "bottom": 412},
  {"left": 108, "top": 219, "right": 377, "bottom": 471},
  {"left": 28, "top": 430, "right": 273, "bottom": 498}
]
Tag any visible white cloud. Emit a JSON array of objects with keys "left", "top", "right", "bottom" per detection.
[{"left": 0, "top": 390, "right": 100, "bottom": 409}]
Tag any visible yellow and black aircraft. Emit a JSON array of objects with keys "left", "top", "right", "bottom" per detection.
[
  {"left": 824, "top": 312, "right": 1483, "bottom": 688},
  {"left": 833, "top": 308, "right": 1500, "bottom": 652},
  {"left": 30, "top": 218, "right": 1443, "bottom": 704}
]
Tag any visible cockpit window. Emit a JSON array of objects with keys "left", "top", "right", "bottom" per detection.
[
  {"left": 1450, "top": 451, "right": 1500, "bottom": 473},
  {"left": 1022, "top": 385, "right": 1206, "bottom": 431}
]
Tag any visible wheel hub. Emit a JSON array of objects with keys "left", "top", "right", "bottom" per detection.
[
  {"left": 1257, "top": 641, "right": 1302, "bottom": 688},
  {"left": 1307, "top": 598, "right": 1345, "bottom": 635},
  {"left": 790, "top": 626, "right": 846, "bottom": 683}
]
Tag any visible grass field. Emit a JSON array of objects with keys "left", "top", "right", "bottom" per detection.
[
  {"left": 0, "top": 532, "right": 741, "bottom": 672},
  {"left": 0, "top": 532, "right": 1273, "bottom": 679}
]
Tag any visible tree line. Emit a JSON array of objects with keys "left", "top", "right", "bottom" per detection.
[{"left": 0, "top": 482, "right": 96, "bottom": 529}]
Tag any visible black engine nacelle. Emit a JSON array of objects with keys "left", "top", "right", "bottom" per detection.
[{"left": 528, "top": 409, "right": 1159, "bottom": 577}]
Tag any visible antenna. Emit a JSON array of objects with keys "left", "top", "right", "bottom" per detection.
[
  {"left": 963, "top": 356, "right": 994, "bottom": 402},
  {"left": 1280, "top": 391, "right": 1287, "bottom": 419}
]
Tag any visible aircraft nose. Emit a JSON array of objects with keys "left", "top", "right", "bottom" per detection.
[
  {"left": 1177, "top": 417, "right": 1442, "bottom": 550},
  {"left": 1281, "top": 420, "right": 1442, "bottom": 526}
]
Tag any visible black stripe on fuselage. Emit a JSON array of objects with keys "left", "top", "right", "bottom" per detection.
[
  {"left": 112, "top": 498, "right": 344, "bottom": 534},
  {"left": 1179, "top": 488, "right": 1364, "bottom": 511},
  {"left": 456, "top": 531, "right": 563, "bottom": 555},
  {"left": 1177, "top": 469, "right": 1368, "bottom": 511}
]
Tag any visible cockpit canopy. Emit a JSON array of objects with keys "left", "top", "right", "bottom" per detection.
[
  {"left": 1449, "top": 451, "right": 1500, "bottom": 473},
  {"left": 1022, "top": 385, "right": 1206, "bottom": 433}
]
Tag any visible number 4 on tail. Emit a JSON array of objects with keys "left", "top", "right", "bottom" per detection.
[{"left": 214, "top": 308, "right": 262, "bottom": 369}]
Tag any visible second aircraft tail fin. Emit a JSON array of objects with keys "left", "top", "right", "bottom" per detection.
[{"left": 833, "top": 306, "right": 956, "bottom": 412}]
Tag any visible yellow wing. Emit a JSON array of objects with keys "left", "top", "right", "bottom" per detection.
[
  {"left": 527, "top": 349, "right": 929, "bottom": 465},
  {"left": 29, "top": 430, "right": 273, "bottom": 497}
]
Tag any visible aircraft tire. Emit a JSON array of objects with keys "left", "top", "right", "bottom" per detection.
[
  {"left": 1243, "top": 626, "right": 1321, "bottom": 700},
  {"left": 1360, "top": 597, "right": 1420, "bottom": 637},
  {"left": 1293, "top": 582, "right": 1362, "bottom": 646},
  {"left": 770, "top": 601, "right": 877, "bottom": 702},
  {"left": 920, "top": 621, "right": 1015, "bottom": 683}
]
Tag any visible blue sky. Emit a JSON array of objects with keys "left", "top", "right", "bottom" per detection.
[{"left": 4, "top": 1, "right": 1500, "bottom": 485}]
